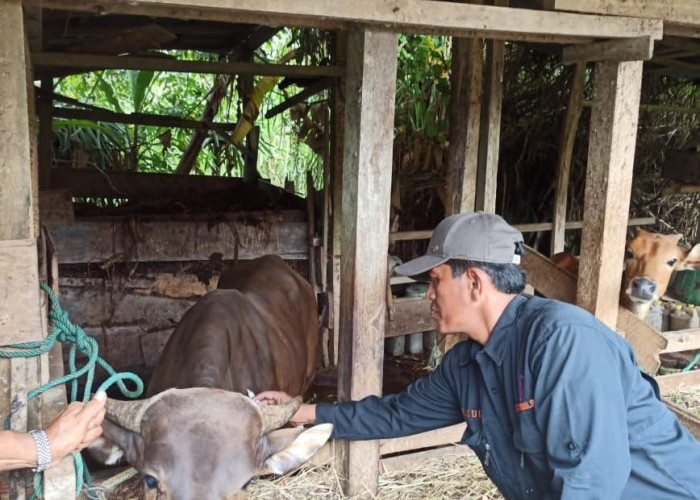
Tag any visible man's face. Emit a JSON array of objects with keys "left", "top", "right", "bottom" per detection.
[{"left": 426, "top": 263, "right": 472, "bottom": 334}]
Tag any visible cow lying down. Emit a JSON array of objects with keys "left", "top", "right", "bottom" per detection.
[{"left": 91, "top": 255, "right": 332, "bottom": 500}]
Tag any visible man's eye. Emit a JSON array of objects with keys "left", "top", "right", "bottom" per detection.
[{"left": 144, "top": 474, "right": 159, "bottom": 489}]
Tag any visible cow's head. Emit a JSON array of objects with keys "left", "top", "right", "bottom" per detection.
[
  {"left": 100, "top": 387, "right": 332, "bottom": 500},
  {"left": 621, "top": 230, "right": 700, "bottom": 318}
]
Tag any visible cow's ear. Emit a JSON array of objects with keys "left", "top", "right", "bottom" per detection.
[
  {"left": 681, "top": 243, "right": 700, "bottom": 269},
  {"left": 98, "top": 419, "right": 145, "bottom": 467},
  {"left": 256, "top": 423, "right": 333, "bottom": 475}
]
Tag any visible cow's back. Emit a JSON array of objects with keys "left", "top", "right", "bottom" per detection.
[{"left": 147, "top": 255, "right": 318, "bottom": 397}]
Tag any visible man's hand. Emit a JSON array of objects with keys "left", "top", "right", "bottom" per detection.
[
  {"left": 44, "top": 391, "right": 107, "bottom": 466},
  {"left": 254, "top": 391, "right": 317, "bottom": 426}
]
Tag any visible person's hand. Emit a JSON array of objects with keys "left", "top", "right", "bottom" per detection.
[
  {"left": 254, "top": 391, "right": 317, "bottom": 426},
  {"left": 254, "top": 391, "right": 293, "bottom": 406},
  {"left": 44, "top": 392, "right": 107, "bottom": 466}
]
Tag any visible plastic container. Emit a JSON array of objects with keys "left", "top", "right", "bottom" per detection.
[
  {"left": 385, "top": 335, "right": 405, "bottom": 356},
  {"left": 669, "top": 304, "right": 693, "bottom": 331},
  {"left": 645, "top": 301, "right": 664, "bottom": 332},
  {"left": 407, "top": 332, "right": 424, "bottom": 355},
  {"left": 685, "top": 304, "right": 699, "bottom": 328},
  {"left": 661, "top": 302, "right": 671, "bottom": 332}
]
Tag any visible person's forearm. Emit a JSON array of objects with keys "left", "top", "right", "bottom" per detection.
[
  {"left": 292, "top": 404, "right": 317, "bottom": 426},
  {"left": 0, "top": 431, "right": 38, "bottom": 471}
]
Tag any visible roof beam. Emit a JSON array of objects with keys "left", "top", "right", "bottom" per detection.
[
  {"left": 563, "top": 37, "right": 654, "bottom": 64},
  {"left": 32, "top": 52, "right": 344, "bottom": 78},
  {"left": 546, "top": 0, "right": 700, "bottom": 27},
  {"left": 22, "top": 0, "right": 662, "bottom": 44}
]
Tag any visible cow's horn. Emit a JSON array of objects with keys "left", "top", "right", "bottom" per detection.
[
  {"left": 259, "top": 396, "right": 303, "bottom": 435},
  {"left": 104, "top": 395, "right": 160, "bottom": 432}
]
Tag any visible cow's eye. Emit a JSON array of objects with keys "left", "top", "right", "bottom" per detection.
[
  {"left": 144, "top": 474, "right": 159, "bottom": 490},
  {"left": 624, "top": 250, "right": 634, "bottom": 260},
  {"left": 242, "top": 478, "right": 252, "bottom": 490},
  {"left": 666, "top": 258, "right": 678, "bottom": 267}
]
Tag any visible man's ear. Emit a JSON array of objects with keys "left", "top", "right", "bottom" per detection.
[{"left": 256, "top": 424, "right": 333, "bottom": 476}]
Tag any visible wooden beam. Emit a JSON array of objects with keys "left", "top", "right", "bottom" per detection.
[
  {"left": 656, "top": 370, "right": 700, "bottom": 395},
  {"left": 23, "top": 0, "right": 663, "bottom": 43},
  {"left": 563, "top": 37, "right": 654, "bottom": 64},
  {"left": 661, "top": 328, "right": 700, "bottom": 354},
  {"left": 32, "top": 52, "right": 345, "bottom": 79},
  {"left": 475, "top": 38, "right": 504, "bottom": 213},
  {"left": 52, "top": 107, "right": 237, "bottom": 132},
  {"left": 577, "top": 60, "right": 643, "bottom": 329},
  {"left": 385, "top": 297, "right": 433, "bottom": 338},
  {"left": 521, "top": 244, "right": 577, "bottom": 303},
  {"left": 616, "top": 308, "right": 666, "bottom": 374},
  {"left": 379, "top": 423, "right": 466, "bottom": 455},
  {"left": 49, "top": 212, "right": 308, "bottom": 264},
  {"left": 38, "top": 79, "right": 54, "bottom": 190},
  {"left": 389, "top": 217, "right": 656, "bottom": 242},
  {"left": 264, "top": 78, "right": 331, "bottom": 119},
  {"left": 379, "top": 445, "right": 469, "bottom": 474},
  {"left": 549, "top": 0, "right": 700, "bottom": 27},
  {"left": 336, "top": 27, "right": 397, "bottom": 498},
  {"left": 446, "top": 37, "right": 483, "bottom": 215}
]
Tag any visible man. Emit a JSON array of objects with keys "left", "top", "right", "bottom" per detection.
[{"left": 256, "top": 212, "right": 700, "bottom": 500}]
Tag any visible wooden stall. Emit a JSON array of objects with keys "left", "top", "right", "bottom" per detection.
[{"left": 1, "top": 0, "right": 698, "bottom": 498}]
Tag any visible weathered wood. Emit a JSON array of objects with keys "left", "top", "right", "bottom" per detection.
[
  {"left": 0, "top": 240, "right": 43, "bottom": 344},
  {"left": 446, "top": 37, "right": 483, "bottom": 215},
  {"left": 385, "top": 297, "right": 434, "bottom": 338},
  {"left": 616, "top": 308, "right": 666, "bottom": 374},
  {"left": 578, "top": 60, "right": 643, "bottom": 329},
  {"left": 548, "top": 0, "right": 699, "bottom": 27},
  {"left": 656, "top": 370, "right": 700, "bottom": 395},
  {"left": 521, "top": 244, "right": 577, "bottom": 304},
  {"left": 0, "top": 0, "right": 35, "bottom": 241},
  {"left": 39, "top": 189, "right": 75, "bottom": 229},
  {"left": 336, "top": 27, "right": 397, "bottom": 498},
  {"left": 379, "top": 423, "right": 466, "bottom": 456},
  {"left": 475, "top": 37, "right": 504, "bottom": 213},
  {"left": 52, "top": 107, "right": 237, "bottom": 133},
  {"left": 32, "top": 52, "right": 345, "bottom": 79},
  {"left": 661, "top": 328, "right": 700, "bottom": 354},
  {"left": 379, "top": 445, "right": 470, "bottom": 474},
  {"left": 563, "top": 37, "right": 654, "bottom": 64},
  {"left": 23, "top": 0, "right": 663, "bottom": 43},
  {"left": 389, "top": 217, "right": 656, "bottom": 242},
  {"left": 50, "top": 213, "right": 308, "bottom": 264},
  {"left": 38, "top": 78, "right": 53, "bottom": 191},
  {"left": 551, "top": 62, "right": 585, "bottom": 255},
  {"left": 662, "top": 181, "right": 700, "bottom": 196}
]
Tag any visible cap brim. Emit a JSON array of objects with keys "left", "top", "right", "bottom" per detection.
[{"left": 394, "top": 255, "right": 449, "bottom": 278}]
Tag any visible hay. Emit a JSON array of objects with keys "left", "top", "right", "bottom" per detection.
[
  {"left": 666, "top": 385, "right": 700, "bottom": 417},
  {"left": 249, "top": 448, "right": 503, "bottom": 500}
]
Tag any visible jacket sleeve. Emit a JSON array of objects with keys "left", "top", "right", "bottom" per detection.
[
  {"left": 316, "top": 348, "right": 465, "bottom": 440},
  {"left": 531, "top": 323, "right": 631, "bottom": 500}
]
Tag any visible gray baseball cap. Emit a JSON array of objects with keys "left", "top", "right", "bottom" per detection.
[{"left": 394, "top": 212, "right": 524, "bottom": 278}]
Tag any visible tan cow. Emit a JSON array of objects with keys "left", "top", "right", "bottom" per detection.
[
  {"left": 553, "top": 230, "right": 700, "bottom": 319},
  {"left": 96, "top": 255, "right": 331, "bottom": 500}
]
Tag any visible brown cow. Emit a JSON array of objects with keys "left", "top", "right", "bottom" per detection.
[
  {"left": 553, "top": 230, "right": 700, "bottom": 319},
  {"left": 95, "top": 255, "right": 331, "bottom": 500}
]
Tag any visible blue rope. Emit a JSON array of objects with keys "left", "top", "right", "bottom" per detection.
[{"left": 0, "top": 282, "right": 145, "bottom": 499}]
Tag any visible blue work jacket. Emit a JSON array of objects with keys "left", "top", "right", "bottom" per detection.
[{"left": 316, "top": 295, "right": 700, "bottom": 499}]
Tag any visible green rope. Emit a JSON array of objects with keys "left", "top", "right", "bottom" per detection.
[
  {"left": 681, "top": 353, "right": 700, "bottom": 373},
  {"left": 0, "top": 282, "right": 145, "bottom": 499}
]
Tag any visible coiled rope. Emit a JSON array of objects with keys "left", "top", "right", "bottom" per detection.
[{"left": 0, "top": 282, "right": 144, "bottom": 499}]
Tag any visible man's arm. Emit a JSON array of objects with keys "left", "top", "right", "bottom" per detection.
[{"left": 532, "top": 324, "right": 630, "bottom": 499}]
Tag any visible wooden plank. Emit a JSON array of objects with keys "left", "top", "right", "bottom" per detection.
[
  {"left": 32, "top": 52, "right": 345, "bottom": 79},
  {"left": 616, "top": 308, "right": 666, "bottom": 374},
  {"left": 521, "top": 244, "right": 577, "bottom": 303},
  {"left": 49, "top": 214, "right": 308, "bottom": 264},
  {"left": 577, "top": 60, "right": 643, "bottom": 329},
  {"left": 23, "top": 0, "right": 663, "bottom": 43},
  {"left": 0, "top": 240, "right": 43, "bottom": 344},
  {"left": 475, "top": 38, "right": 504, "bottom": 214},
  {"left": 656, "top": 370, "right": 700, "bottom": 395},
  {"left": 39, "top": 189, "right": 75, "bottom": 229},
  {"left": 379, "top": 423, "right": 466, "bottom": 455},
  {"left": 380, "top": 444, "right": 470, "bottom": 474},
  {"left": 389, "top": 217, "right": 656, "bottom": 242},
  {"left": 446, "top": 37, "right": 483, "bottom": 215},
  {"left": 663, "top": 399, "right": 700, "bottom": 440},
  {"left": 661, "top": 328, "right": 700, "bottom": 353},
  {"left": 549, "top": 0, "right": 700, "bottom": 27},
  {"left": 38, "top": 78, "right": 53, "bottom": 190},
  {"left": 336, "top": 27, "right": 397, "bottom": 498},
  {"left": 563, "top": 37, "right": 654, "bottom": 64},
  {"left": 385, "top": 297, "right": 434, "bottom": 338},
  {"left": 0, "top": 0, "right": 35, "bottom": 241},
  {"left": 551, "top": 62, "right": 585, "bottom": 254}
]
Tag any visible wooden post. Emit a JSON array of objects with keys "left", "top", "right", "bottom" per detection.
[
  {"left": 475, "top": 38, "right": 504, "bottom": 213},
  {"left": 551, "top": 62, "right": 585, "bottom": 255},
  {"left": 336, "top": 26, "right": 397, "bottom": 498},
  {"left": 38, "top": 78, "right": 54, "bottom": 191},
  {"left": 577, "top": 61, "right": 643, "bottom": 328},
  {"left": 446, "top": 37, "right": 484, "bottom": 215}
]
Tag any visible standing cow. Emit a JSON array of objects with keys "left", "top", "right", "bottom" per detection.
[{"left": 96, "top": 255, "right": 331, "bottom": 500}]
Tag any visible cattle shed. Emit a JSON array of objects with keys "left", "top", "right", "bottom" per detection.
[{"left": 1, "top": 0, "right": 699, "bottom": 498}]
